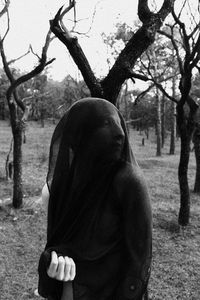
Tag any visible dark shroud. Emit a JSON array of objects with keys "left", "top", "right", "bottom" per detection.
[{"left": 38, "top": 98, "right": 152, "bottom": 300}]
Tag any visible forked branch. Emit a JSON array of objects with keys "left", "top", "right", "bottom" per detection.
[
  {"left": 50, "top": 2, "right": 103, "bottom": 97},
  {"left": 6, "top": 29, "right": 56, "bottom": 107}
]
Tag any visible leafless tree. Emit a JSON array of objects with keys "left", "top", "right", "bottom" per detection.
[
  {"left": 49, "top": 0, "right": 175, "bottom": 104},
  {"left": 0, "top": 1, "right": 55, "bottom": 208},
  {"left": 135, "top": 0, "right": 200, "bottom": 226}
]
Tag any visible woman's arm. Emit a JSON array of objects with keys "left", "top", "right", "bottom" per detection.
[
  {"left": 41, "top": 183, "right": 50, "bottom": 211},
  {"left": 42, "top": 185, "right": 76, "bottom": 298}
]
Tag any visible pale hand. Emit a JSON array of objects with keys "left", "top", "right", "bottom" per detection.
[{"left": 47, "top": 251, "right": 76, "bottom": 281}]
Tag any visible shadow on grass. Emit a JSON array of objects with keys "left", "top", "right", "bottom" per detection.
[
  {"left": 139, "top": 159, "right": 177, "bottom": 170},
  {"left": 154, "top": 214, "right": 180, "bottom": 234}
]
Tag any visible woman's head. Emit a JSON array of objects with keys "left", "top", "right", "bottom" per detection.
[
  {"left": 47, "top": 97, "right": 134, "bottom": 191},
  {"left": 65, "top": 98, "right": 125, "bottom": 162}
]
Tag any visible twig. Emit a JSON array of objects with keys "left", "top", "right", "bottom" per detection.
[
  {"left": 8, "top": 47, "right": 31, "bottom": 65},
  {"left": 0, "top": 0, "right": 10, "bottom": 18}
]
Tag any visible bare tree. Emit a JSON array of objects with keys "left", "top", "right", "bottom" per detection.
[
  {"left": 125, "top": 1, "right": 200, "bottom": 226},
  {"left": 49, "top": 0, "right": 175, "bottom": 105},
  {"left": 169, "top": 75, "right": 177, "bottom": 155},
  {"left": 193, "top": 125, "right": 200, "bottom": 193},
  {"left": 158, "top": 2, "right": 200, "bottom": 226},
  {"left": 0, "top": 2, "right": 55, "bottom": 208}
]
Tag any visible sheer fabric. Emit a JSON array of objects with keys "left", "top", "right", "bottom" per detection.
[{"left": 38, "top": 98, "right": 152, "bottom": 300}]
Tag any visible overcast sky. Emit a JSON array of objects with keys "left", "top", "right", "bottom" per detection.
[
  {"left": 0, "top": 0, "right": 197, "bottom": 81},
  {"left": 0, "top": 0, "right": 139, "bottom": 81}
]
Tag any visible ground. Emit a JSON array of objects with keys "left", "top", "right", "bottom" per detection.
[{"left": 0, "top": 121, "right": 200, "bottom": 300}]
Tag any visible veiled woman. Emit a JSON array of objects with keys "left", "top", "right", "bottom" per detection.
[{"left": 38, "top": 98, "right": 152, "bottom": 300}]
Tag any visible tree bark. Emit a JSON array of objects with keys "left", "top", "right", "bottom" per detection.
[
  {"left": 193, "top": 128, "right": 200, "bottom": 193},
  {"left": 176, "top": 99, "right": 198, "bottom": 226},
  {"left": 0, "top": 24, "right": 54, "bottom": 208},
  {"left": 169, "top": 100, "right": 176, "bottom": 154},
  {"left": 177, "top": 124, "right": 190, "bottom": 226},
  {"left": 156, "top": 87, "right": 162, "bottom": 156},
  {"left": 12, "top": 121, "right": 23, "bottom": 208},
  {"left": 169, "top": 74, "right": 176, "bottom": 154},
  {"left": 161, "top": 95, "right": 166, "bottom": 148}
]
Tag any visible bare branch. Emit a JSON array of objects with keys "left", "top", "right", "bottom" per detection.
[
  {"left": 50, "top": 4, "right": 103, "bottom": 97},
  {"left": 0, "top": 0, "right": 10, "bottom": 18},
  {"left": 155, "top": 81, "right": 178, "bottom": 103},
  {"left": 158, "top": 27, "right": 184, "bottom": 74},
  {"left": 50, "top": 0, "right": 175, "bottom": 103},
  {"left": 5, "top": 29, "right": 55, "bottom": 109},
  {"left": 189, "top": 34, "right": 200, "bottom": 68},
  {"left": 158, "top": 0, "right": 177, "bottom": 22},
  {"left": 60, "top": 1, "right": 75, "bottom": 21},
  {"left": 138, "top": 0, "right": 153, "bottom": 23},
  {"left": 188, "top": 23, "right": 200, "bottom": 40},
  {"left": 72, "top": 0, "right": 102, "bottom": 36},
  {"left": 134, "top": 84, "right": 154, "bottom": 104},
  {"left": 0, "top": 40, "right": 24, "bottom": 111},
  {"left": 101, "top": 0, "right": 176, "bottom": 103},
  {"left": 29, "top": 45, "right": 40, "bottom": 60},
  {"left": 1, "top": 7, "right": 10, "bottom": 42},
  {"left": 8, "top": 46, "right": 31, "bottom": 65},
  {"left": 171, "top": 8, "right": 191, "bottom": 61},
  {"left": 126, "top": 69, "right": 150, "bottom": 81}
]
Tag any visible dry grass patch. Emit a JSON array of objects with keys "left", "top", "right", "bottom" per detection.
[{"left": 0, "top": 122, "right": 200, "bottom": 299}]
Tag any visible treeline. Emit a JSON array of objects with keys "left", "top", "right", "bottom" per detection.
[{"left": 0, "top": 71, "right": 90, "bottom": 125}]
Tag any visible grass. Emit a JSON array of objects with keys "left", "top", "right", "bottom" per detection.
[{"left": 0, "top": 120, "right": 200, "bottom": 300}]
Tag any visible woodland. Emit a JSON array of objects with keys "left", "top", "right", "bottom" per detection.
[{"left": 0, "top": 0, "right": 200, "bottom": 299}]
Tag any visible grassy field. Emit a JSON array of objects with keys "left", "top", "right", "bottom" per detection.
[{"left": 0, "top": 120, "right": 200, "bottom": 300}]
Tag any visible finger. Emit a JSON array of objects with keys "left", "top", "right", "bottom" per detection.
[
  {"left": 69, "top": 258, "right": 76, "bottom": 280},
  {"left": 56, "top": 256, "right": 65, "bottom": 281},
  {"left": 63, "top": 256, "right": 71, "bottom": 281},
  {"left": 47, "top": 251, "right": 58, "bottom": 278}
]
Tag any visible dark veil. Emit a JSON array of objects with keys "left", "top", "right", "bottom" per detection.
[{"left": 38, "top": 98, "right": 142, "bottom": 299}]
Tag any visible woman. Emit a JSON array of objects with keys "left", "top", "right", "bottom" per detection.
[{"left": 38, "top": 98, "right": 152, "bottom": 300}]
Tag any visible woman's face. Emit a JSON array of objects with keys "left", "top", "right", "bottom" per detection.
[{"left": 88, "top": 112, "right": 125, "bottom": 161}]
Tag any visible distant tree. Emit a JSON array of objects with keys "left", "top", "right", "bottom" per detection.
[
  {"left": 144, "top": 1, "right": 200, "bottom": 225},
  {"left": 193, "top": 124, "right": 200, "bottom": 193},
  {"left": 120, "top": 0, "right": 200, "bottom": 225},
  {"left": 136, "top": 31, "right": 179, "bottom": 155},
  {"left": 0, "top": 2, "right": 55, "bottom": 208},
  {"left": 158, "top": 3, "right": 200, "bottom": 226},
  {"left": 62, "top": 75, "right": 90, "bottom": 109},
  {"left": 130, "top": 94, "right": 156, "bottom": 135},
  {"left": 0, "top": 69, "right": 9, "bottom": 120},
  {"left": 169, "top": 75, "right": 177, "bottom": 154}
]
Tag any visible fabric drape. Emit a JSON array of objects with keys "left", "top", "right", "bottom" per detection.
[{"left": 38, "top": 98, "right": 152, "bottom": 300}]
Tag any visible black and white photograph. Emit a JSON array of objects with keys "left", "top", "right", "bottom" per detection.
[{"left": 0, "top": 1, "right": 199, "bottom": 299}]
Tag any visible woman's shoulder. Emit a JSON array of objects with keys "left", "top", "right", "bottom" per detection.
[
  {"left": 113, "top": 161, "right": 148, "bottom": 202},
  {"left": 114, "top": 162, "right": 144, "bottom": 186}
]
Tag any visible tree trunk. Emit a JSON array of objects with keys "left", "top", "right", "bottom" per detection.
[
  {"left": 7, "top": 97, "right": 24, "bottom": 208},
  {"left": 161, "top": 95, "right": 166, "bottom": 148},
  {"left": 169, "top": 101, "right": 176, "bottom": 154},
  {"left": 12, "top": 121, "right": 23, "bottom": 208},
  {"left": 176, "top": 104, "right": 194, "bottom": 226},
  {"left": 156, "top": 88, "right": 162, "bottom": 156},
  {"left": 178, "top": 130, "right": 190, "bottom": 226},
  {"left": 169, "top": 75, "right": 176, "bottom": 154},
  {"left": 193, "top": 128, "right": 200, "bottom": 193},
  {"left": 0, "top": 99, "right": 6, "bottom": 120}
]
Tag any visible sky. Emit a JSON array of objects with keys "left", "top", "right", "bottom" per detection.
[
  {"left": 0, "top": 0, "right": 198, "bottom": 82},
  {"left": 0, "top": 0, "right": 139, "bottom": 81}
]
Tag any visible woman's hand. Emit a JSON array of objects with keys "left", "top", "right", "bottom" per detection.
[{"left": 47, "top": 251, "right": 76, "bottom": 281}]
